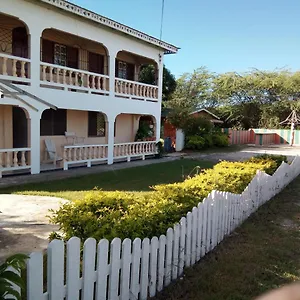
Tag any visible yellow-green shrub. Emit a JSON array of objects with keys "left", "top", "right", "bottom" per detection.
[{"left": 50, "top": 156, "right": 285, "bottom": 242}]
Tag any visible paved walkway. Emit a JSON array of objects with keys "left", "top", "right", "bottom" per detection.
[{"left": 0, "top": 195, "right": 66, "bottom": 262}]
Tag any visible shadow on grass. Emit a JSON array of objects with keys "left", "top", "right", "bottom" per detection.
[
  {"left": 151, "top": 175, "right": 300, "bottom": 300},
  {"left": 0, "top": 159, "right": 214, "bottom": 200}
]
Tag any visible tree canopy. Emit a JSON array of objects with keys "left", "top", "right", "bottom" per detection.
[{"left": 167, "top": 67, "right": 300, "bottom": 129}]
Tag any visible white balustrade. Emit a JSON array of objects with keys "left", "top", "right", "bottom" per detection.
[
  {"left": 114, "top": 141, "right": 157, "bottom": 161},
  {"left": 40, "top": 62, "right": 109, "bottom": 94},
  {"left": 115, "top": 78, "right": 159, "bottom": 101},
  {"left": 63, "top": 144, "right": 108, "bottom": 170},
  {"left": 0, "top": 53, "right": 30, "bottom": 82},
  {"left": 0, "top": 148, "right": 31, "bottom": 178}
]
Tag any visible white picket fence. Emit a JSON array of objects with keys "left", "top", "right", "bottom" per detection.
[{"left": 25, "top": 157, "right": 300, "bottom": 300}]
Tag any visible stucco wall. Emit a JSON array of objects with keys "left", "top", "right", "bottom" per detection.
[
  {"left": 115, "top": 114, "right": 138, "bottom": 143},
  {"left": 0, "top": 106, "right": 13, "bottom": 148}
]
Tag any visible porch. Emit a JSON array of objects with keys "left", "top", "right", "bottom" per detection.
[{"left": 0, "top": 106, "right": 158, "bottom": 177}]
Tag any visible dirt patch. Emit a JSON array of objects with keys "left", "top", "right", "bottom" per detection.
[{"left": 0, "top": 194, "right": 66, "bottom": 262}]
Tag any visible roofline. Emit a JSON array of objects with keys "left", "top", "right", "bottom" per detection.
[
  {"left": 37, "top": 0, "right": 180, "bottom": 54},
  {"left": 191, "top": 108, "right": 221, "bottom": 120}
]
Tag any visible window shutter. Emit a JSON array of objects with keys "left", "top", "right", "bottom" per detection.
[
  {"left": 67, "top": 46, "right": 78, "bottom": 69},
  {"left": 88, "top": 111, "right": 97, "bottom": 137},
  {"left": 127, "top": 63, "right": 135, "bottom": 81},
  {"left": 12, "top": 27, "right": 28, "bottom": 58},
  {"left": 89, "top": 52, "right": 104, "bottom": 74},
  {"left": 115, "top": 59, "right": 119, "bottom": 77},
  {"left": 41, "top": 39, "right": 54, "bottom": 63}
]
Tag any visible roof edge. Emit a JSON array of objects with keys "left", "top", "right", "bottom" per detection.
[
  {"left": 191, "top": 108, "right": 221, "bottom": 120},
  {"left": 37, "top": 0, "right": 179, "bottom": 54}
]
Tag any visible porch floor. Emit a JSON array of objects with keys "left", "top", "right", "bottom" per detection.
[{"left": 0, "top": 156, "right": 177, "bottom": 189}]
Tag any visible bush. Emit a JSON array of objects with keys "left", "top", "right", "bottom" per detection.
[
  {"left": 182, "top": 117, "right": 213, "bottom": 136},
  {"left": 50, "top": 156, "right": 283, "bottom": 242},
  {"left": 186, "top": 136, "right": 206, "bottom": 150},
  {"left": 212, "top": 133, "right": 229, "bottom": 147}
]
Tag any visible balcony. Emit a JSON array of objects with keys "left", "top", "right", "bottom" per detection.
[{"left": 0, "top": 19, "right": 160, "bottom": 102}]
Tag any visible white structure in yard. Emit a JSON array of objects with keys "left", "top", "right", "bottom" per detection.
[{"left": 0, "top": 0, "right": 178, "bottom": 176}]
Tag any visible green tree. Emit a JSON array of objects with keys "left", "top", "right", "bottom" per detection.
[{"left": 139, "top": 65, "right": 176, "bottom": 102}]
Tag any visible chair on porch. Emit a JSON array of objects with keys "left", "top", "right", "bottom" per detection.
[
  {"left": 65, "top": 132, "right": 85, "bottom": 145},
  {"left": 44, "top": 139, "right": 63, "bottom": 166}
]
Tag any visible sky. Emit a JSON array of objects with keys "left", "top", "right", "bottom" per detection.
[{"left": 71, "top": 0, "right": 300, "bottom": 78}]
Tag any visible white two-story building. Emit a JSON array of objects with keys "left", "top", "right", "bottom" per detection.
[{"left": 0, "top": 0, "right": 178, "bottom": 177}]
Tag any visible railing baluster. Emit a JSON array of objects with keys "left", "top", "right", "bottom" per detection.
[
  {"left": 49, "top": 67, "right": 54, "bottom": 82},
  {"left": 13, "top": 151, "right": 18, "bottom": 167},
  {"left": 2, "top": 57, "right": 8, "bottom": 75},
  {"left": 75, "top": 72, "right": 79, "bottom": 86},
  {"left": 91, "top": 75, "right": 96, "bottom": 89},
  {"left": 63, "top": 69, "right": 67, "bottom": 85},
  {"left": 6, "top": 152, "right": 11, "bottom": 168},
  {"left": 0, "top": 153, "right": 2, "bottom": 168},
  {"left": 20, "top": 61, "right": 26, "bottom": 78},
  {"left": 56, "top": 67, "right": 60, "bottom": 83},
  {"left": 96, "top": 76, "right": 101, "bottom": 90},
  {"left": 102, "top": 77, "right": 107, "bottom": 91},
  {"left": 69, "top": 70, "right": 73, "bottom": 85},
  {"left": 21, "top": 151, "right": 26, "bottom": 166},
  {"left": 42, "top": 65, "right": 47, "bottom": 81},
  {"left": 12, "top": 59, "right": 17, "bottom": 77}
]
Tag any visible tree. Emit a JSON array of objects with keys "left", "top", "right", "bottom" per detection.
[
  {"left": 139, "top": 65, "right": 176, "bottom": 102},
  {"left": 167, "top": 67, "right": 216, "bottom": 128}
]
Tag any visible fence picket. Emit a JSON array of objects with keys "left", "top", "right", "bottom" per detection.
[
  {"left": 185, "top": 212, "right": 192, "bottom": 267},
  {"left": 165, "top": 228, "right": 173, "bottom": 286},
  {"left": 47, "top": 240, "right": 65, "bottom": 300},
  {"left": 196, "top": 203, "right": 203, "bottom": 260},
  {"left": 157, "top": 235, "right": 166, "bottom": 292},
  {"left": 140, "top": 238, "right": 150, "bottom": 300},
  {"left": 27, "top": 252, "right": 43, "bottom": 299},
  {"left": 82, "top": 238, "right": 96, "bottom": 300},
  {"left": 130, "top": 238, "right": 141, "bottom": 299},
  {"left": 66, "top": 237, "right": 81, "bottom": 300},
  {"left": 172, "top": 224, "right": 180, "bottom": 280},
  {"left": 109, "top": 238, "right": 121, "bottom": 300},
  {"left": 206, "top": 196, "right": 212, "bottom": 252},
  {"left": 201, "top": 200, "right": 208, "bottom": 256},
  {"left": 96, "top": 239, "right": 109, "bottom": 300},
  {"left": 191, "top": 207, "right": 198, "bottom": 264},
  {"left": 120, "top": 239, "right": 131, "bottom": 300},
  {"left": 178, "top": 217, "right": 186, "bottom": 276},
  {"left": 149, "top": 237, "right": 159, "bottom": 297}
]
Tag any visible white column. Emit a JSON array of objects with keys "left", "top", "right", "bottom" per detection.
[
  {"left": 108, "top": 49, "right": 118, "bottom": 97},
  {"left": 29, "top": 26, "right": 43, "bottom": 90},
  {"left": 107, "top": 115, "right": 115, "bottom": 165},
  {"left": 155, "top": 115, "right": 161, "bottom": 142},
  {"left": 155, "top": 54, "right": 164, "bottom": 142},
  {"left": 30, "top": 111, "right": 41, "bottom": 174}
]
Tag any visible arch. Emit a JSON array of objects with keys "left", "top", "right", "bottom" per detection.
[
  {"left": 41, "top": 28, "right": 109, "bottom": 74},
  {"left": 116, "top": 50, "right": 158, "bottom": 84},
  {"left": 0, "top": 12, "right": 30, "bottom": 57}
]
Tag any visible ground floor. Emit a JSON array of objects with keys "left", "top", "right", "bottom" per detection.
[{"left": 0, "top": 104, "right": 159, "bottom": 177}]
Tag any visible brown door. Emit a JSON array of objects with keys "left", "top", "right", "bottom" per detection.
[
  {"left": 13, "top": 107, "right": 28, "bottom": 148},
  {"left": 89, "top": 52, "right": 104, "bottom": 88},
  {"left": 12, "top": 27, "right": 28, "bottom": 77}
]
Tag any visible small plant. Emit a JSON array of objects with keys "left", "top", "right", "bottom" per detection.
[
  {"left": 155, "top": 139, "right": 165, "bottom": 158},
  {"left": 0, "top": 254, "right": 28, "bottom": 300},
  {"left": 135, "top": 121, "right": 153, "bottom": 141}
]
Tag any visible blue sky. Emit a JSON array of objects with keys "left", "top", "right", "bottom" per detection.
[{"left": 71, "top": 0, "right": 300, "bottom": 77}]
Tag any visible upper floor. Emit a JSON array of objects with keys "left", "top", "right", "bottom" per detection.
[{"left": 0, "top": 0, "right": 178, "bottom": 110}]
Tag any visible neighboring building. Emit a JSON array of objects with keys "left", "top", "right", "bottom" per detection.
[
  {"left": 162, "top": 109, "right": 223, "bottom": 150},
  {"left": 0, "top": 0, "right": 179, "bottom": 176}
]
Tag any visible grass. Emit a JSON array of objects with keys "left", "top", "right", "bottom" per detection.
[
  {"left": 183, "top": 145, "right": 246, "bottom": 154},
  {"left": 0, "top": 159, "right": 214, "bottom": 201},
  {"left": 152, "top": 175, "right": 300, "bottom": 300}
]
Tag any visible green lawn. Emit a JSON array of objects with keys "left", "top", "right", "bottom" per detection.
[
  {"left": 0, "top": 159, "right": 214, "bottom": 201},
  {"left": 152, "top": 175, "right": 300, "bottom": 300}
]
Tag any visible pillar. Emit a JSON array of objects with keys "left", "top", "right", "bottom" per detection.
[
  {"left": 108, "top": 49, "right": 118, "bottom": 98},
  {"left": 107, "top": 115, "right": 115, "bottom": 165},
  {"left": 29, "top": 111, "right": 41, "bottom": 174},
  {"left": 28, "top": 26, "right": 43, "bottom": 91}
]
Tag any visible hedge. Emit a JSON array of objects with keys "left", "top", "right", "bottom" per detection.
[{"left": 50, "top": 155, "right": 287, "bottom": 242}]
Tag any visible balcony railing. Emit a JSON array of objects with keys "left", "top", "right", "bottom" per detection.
[
  {"left": 0, "top": 148, "right": 31, "bottom": 178},
  {"left": 114, "top": 141, "right": 157, "bottom": 161},
  {"left": 0, "top": 53, "right": 30, "bottom": 83},
  {"left": 40, "top": 62, "right": 110, "bottom": 95},
  {"left": 115, "top": 78, "right": 159, "bottom": 101}
]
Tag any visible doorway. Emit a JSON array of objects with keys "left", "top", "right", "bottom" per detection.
[{"left": 13, "top": 107, "right": 28, "bottom": 149}]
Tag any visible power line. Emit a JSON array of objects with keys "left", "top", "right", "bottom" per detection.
[{"left": 160, "top": 0, "right": 165, "bottom": 40}]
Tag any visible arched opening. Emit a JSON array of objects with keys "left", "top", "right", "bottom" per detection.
[
  {"left": 13, "top": 106, "right": 28, "bottom": 148},
  {"left": 41, "top": 28, "right": 109, "bottom": 74},
  {"left": 116, "top": 50, "right": 158, "bottom": 84},
  {"left": 136, "top": 115, "right": 156, "bottom": 141}
]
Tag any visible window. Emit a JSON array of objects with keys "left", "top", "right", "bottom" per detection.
[
  {"left": 54, "top": 44, "right": 67, "bottom": 66},
  {"left": 40, "top": 109, "right": 67, "bottom": 136},
  {"left": 88, "top": 112, "right": 106, "bottom": 137},
  {"left": 115, "top": 60, "right": 135, "bottom": 81}
]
